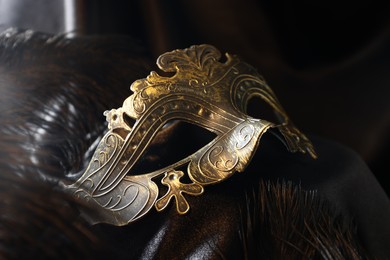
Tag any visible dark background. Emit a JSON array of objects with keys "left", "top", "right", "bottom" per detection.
[{"left": 0, "top": 0, "right": 389, "bottom": 194}]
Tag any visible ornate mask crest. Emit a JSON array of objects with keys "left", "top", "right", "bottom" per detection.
[{"left": 67, "top": 44, "right": 316, "bottom": 226}]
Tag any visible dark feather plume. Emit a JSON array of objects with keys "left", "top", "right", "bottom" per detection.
[{"left": 239, "top": 180, "right": 370, "bottom": 259}]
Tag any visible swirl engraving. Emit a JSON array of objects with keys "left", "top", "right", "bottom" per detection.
[
  {"left": 132, "top": 88, "right": 149, "bottom": 114},
  {"left": 208, "top": 146, "right": 239, "bottom": 172},
  {"left": 102, "top": 185, "right": 139, "bottom": 211},
  {"left": 93, "top": 133, "right": 118, "bottom": 167},
  {"left": 235, "top": 124, "right": 255, "bottom": 150}
]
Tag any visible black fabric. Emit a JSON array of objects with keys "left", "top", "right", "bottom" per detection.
[
  {"left": 0, "top": 30, "right": 389, "bottom": 259},
  {"left": 253, "top": 135, "right": 390, "bottom": 259},
  {"left": 88, "top": 134, "right": 390, "bottom": 259}
]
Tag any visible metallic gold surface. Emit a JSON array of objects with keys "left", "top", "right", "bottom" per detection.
[{"left": 67, "top": 44, "right": 316, "bottom": 226}]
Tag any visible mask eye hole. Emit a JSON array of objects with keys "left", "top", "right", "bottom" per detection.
[
  {"left": 246, "top": 96, "right": 283, "bottom": 124},
  {"left": 129, "top": 121, "right": 217, "bottom": 175},
  {"left": 123, "top": 113, "right": 136, "bottom": 128}
]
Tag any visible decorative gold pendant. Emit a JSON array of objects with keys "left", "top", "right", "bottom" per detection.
[{"left": 66, "top": 44, "right": 316, "bottom": 226}]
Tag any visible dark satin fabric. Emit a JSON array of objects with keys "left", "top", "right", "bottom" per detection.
[
  {"left": 89, "top": 134, "right": 390, "bottom": 259},
  {"left": 0, "top": 30, "right": 389, "bottom": 259}
]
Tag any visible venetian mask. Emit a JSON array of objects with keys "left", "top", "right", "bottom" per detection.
[{"left": 66, "top": 44, "right": 316, "bottom": 226}]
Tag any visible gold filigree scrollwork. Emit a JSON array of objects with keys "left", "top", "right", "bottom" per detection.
[{"left": 66, "top": 44, "right": 317, "bottom": 226}]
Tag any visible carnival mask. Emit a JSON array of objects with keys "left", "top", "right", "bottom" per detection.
[{"left": 67, "top": 44, "right": 316, "bottom": 226}]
